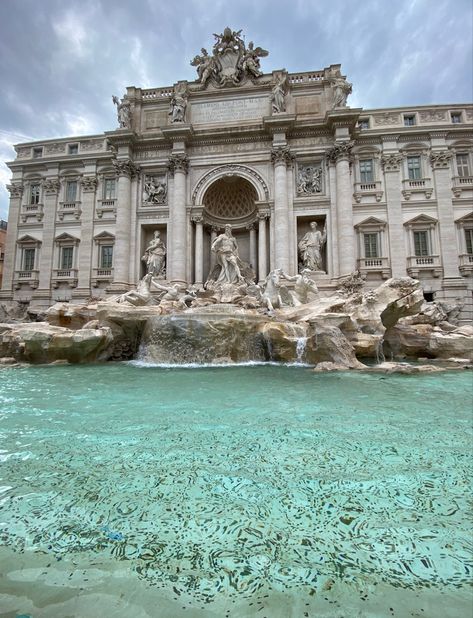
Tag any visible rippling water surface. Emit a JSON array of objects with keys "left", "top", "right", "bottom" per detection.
[{"left": 0, "top": 364, "right": 472, "bottom": 618}]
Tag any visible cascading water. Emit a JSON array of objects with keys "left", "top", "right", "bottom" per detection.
[
  {"left": 295, "top": 336, "right": 308, "bottom": 363},
  {"left": 376, "top": 337, "right": 386, "bottom": 364}
]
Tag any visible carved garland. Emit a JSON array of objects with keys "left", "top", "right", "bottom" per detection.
[
  {"left": 192, "top": 164, "right": 269, "bottom": 204},
  {"left": 381, "top": 153, "right": 404, "bottom": 172},
  {"left": 43, "top": 178, "right": 61, "bottom": 195},
  {"left": 81, "top": 176, "right": 98, "bottom": 192}
]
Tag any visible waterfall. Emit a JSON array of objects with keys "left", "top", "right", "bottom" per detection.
[
  {"left": 376, "top": 337, "right": 386, "bottom": 364},
  {"left": 295, "top": 337, "right": 308, "bottom": 364}
]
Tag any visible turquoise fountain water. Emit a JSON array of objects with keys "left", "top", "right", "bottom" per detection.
[{"left": 0, "top": 364, "right": 471, "bottom": 617}]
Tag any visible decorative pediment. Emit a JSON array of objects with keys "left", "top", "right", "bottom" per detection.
[
  {"left": 93, "top": 231, "right": 115, "bottom": 241},
  {"left": 404, "top": 214, "right": 438, "bottom": 227},
  {"left": 355, "top": 217, "right": 387, "bottom": 229},
  {"left": 54, "top": 232, "right": 80, "bottom": 245},
  {"left": 17, "top": 234, "right": 41, "bottom": 245},
  {"left": 455, "top": 211, "right": 473, "bottom": 226}
]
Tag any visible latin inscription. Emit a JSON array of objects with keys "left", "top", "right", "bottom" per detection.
[{"left": 191, "top": 97, "right": 269, "bottom": 124}]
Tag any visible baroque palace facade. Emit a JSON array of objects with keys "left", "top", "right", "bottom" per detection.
[{"left": 2, "top": 28, "right": 473, "bottom": 321}]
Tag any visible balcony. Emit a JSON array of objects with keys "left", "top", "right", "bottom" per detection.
[
  {"left": 401, "top": 178, "right": 433, "bottom": 200},
  {"left": 14, "top": 269, "right": 39, "bottom": 289},
  {"left": 21, "top": 203, "right": 44, "bottom": 223},
  {"left": 357, "top": 257, "right": 391, "bottom": 278},
  {"left": 92, "top": 267, "right": 114, "bottom": 287},
  {"left": 407, "top": 255, "right": 442, "bottom": 278},
  {"left": 58, "top": 201, "right": 81, "bottom": 221},
  {"left": 51, "top": 268, "right": 78, "bottom": 288},
  {"left": 452, "top": 176, "right": 473, "bottom": 198},
  {"left": 96, "top": 199, "right": 116, "bottom": 219},
  {"left": 459, "top": 253, "right": 473, "bottom": 276},
  {"left": 353, "top": 181, "right": 383, "bottom": 203}
]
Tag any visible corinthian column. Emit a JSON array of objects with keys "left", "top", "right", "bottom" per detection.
[
  {"left": 247, "top": 223, "right": 257, "bottom": 271},
  {"left": 328, "top": 141, "right": 355, "bottom": 276},
  {"left": 271, "top": 146, "right": 292, "bottom": 273},
  {"left": 168, "top": 153, "right": 189, "bottom": 283},
  {"left": 381, "top": 152, "right": 406, "bottom": 278},
  {"left": 257, "top": 212, "right": 269, "bottom": 283},
  {"left": 75, "top": 175, "right": 97, "bottom": 295},
  {"left": 36, "top": 177, "right": 60, "bottom": 297},
  {"left": 192, "top": 215, "right": 203, "bottom": 286},
  {"left": 110, "top": 158, "right": 139, "bottom": 291}
]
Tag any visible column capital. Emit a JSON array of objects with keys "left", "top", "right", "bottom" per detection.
[
  {"left": 113, "top": 158, "right": 140, "bottom": 178},
  {"left": 6, "top": 183, "right": 23, "bottom": 198},
  {"left": 257, "top": 211, "right": 270, "bottom": 220},
  {"left": 168, "top": 153, "right": 189, "bottom": 176},
  {"left": 327, "top": 140, "right": 354, "bottom": 163},
  {"left": 381, "top": 152, "right": 404, "bottom": 172},
  {"left": 43, "top": 177, "right": 61, "bottom": 195},
  {"left": 271, "top": 146, "right": 293, "bottom": 166},
  {"left": 80, "top": 176, "right": 98, "bottom": 192},
  {"left": 430, "top": 150, "right": 453, "bottom": 169},
  {"left": 246, "top": 223, "right": 256, "bottom": 231},
  {"left": 191, "top": 215, "right": 203, "bottom": 224}
]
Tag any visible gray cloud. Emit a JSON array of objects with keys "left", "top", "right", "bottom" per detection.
[{"left": 0, "top": 0, "right": 471, "bottom": 218}]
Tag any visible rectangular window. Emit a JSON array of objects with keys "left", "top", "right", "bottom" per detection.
[
  {"left": 404, "top": 115, "right": 416, "bottom": 126},
  {"left": 65, "top": 180, "right": 77, "bottom": 202},
  {"left": 465, "top": 229, "right": 473, "bottom": 254},
  {"left": 451, "top": 113, "right": 462, "bottom": 124},
  {"left": 61, "top": 246, "right": 73, "bottom": 269},
  {"left": 103, "top": 178, "right": 116, "bottom": 200},
  {"left": 456, "top": 154, "right": 470, "bottom": 177},
  {"left": 358, "top": 119, "right": 369, "bottom": 130},
  {"left": 363, "top": 233, "right": 379, "bottom": 258},
  {"left": 100, "top": 245, "right": 113, "bottom": 269},
  {"left": 68, "top": 143, "right": 79, "bottom": 155},
  {"left": 23, "top": 248, "right": 35, "bottom": 271},
  {"left": 359, "top": 159, "right": 374, "bottom": 183},
  {"left": 32, "top": 147, "right": 43, "bottom": 158},
  {"left": 407, "top": 156, "right": 422, "bottom": 180},
  {"left": 30, "top": 183, "right": 41, "bottom": 204},
  {"left": 413, "top": 231, "right": 429, "bottom": 256}
]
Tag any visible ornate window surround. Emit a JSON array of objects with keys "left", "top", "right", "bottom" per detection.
[
  {"left": 404, "top": 214, "right": 442, "bottom": 277},
  {"left": 455, "top": 211, "right": 473, "bottom": 275},
  {"left": 92, "top": 231, "right": 115, "bottom": 287},
  {"left": 14, "top": 234, "right": 41, "bottom": 289},
  {"left": 354, "top": 217, "right": 390, "bottom": 278},
  {"left": 352, "top": 147, "right": 383, "bottom": 203}
]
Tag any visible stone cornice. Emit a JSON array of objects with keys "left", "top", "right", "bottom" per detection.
[{"left": 162, "top": 124, "right": 194, "bottom": 143}]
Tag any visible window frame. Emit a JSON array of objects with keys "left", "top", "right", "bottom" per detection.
[
  {"left": 23, "top": 247, "right": 36, "bottom": 271},
  {"left": 407, "top": 155, "right": 422, "bottom": 180},
  {"left": 60, "top": 246, "right": 74, "bottom": 270},
  {"left": 68, "top": 143, "right": 79, "bottom": 155},
  {"left": 100, "top": 245, "right": 114, "bottom": 269},
  {"left": 65, "top": 180, "right": 78, "bottom": 203},
  {"left": 32, "top": 147, "right": 43, "bottom": 159},
  {"left": 451, "top": 112, "right": 462, "bottom": 124},
  {"left": 456, "top": 153, "right": 471, "bottom": 178},
  {"left": 359, "top": 159, "right": 374, "bottom": 183},
  {"left": 413, "top": 230, "right": 430, "bottom": 257},
  {"left": 29, "top": 182, "right": 41, "bottom": 205},
  {"left": 403, "top": 114, "right": 416, "bottom": 127},
  {"left": 103, "top": 178, "right": 117, "bottom": 200}
]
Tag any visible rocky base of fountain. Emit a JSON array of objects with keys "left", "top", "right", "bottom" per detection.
[{"left": 0, "top": 276, "right": 472, "bottom": 370}]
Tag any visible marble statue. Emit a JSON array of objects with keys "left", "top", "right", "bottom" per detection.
[
  {"left": 190, "top": 48, "right": 215, "bottom": 86},
  {"left": 144, "top": 177, "right": 167, "bottom": 204},
  {"left": 298, "top": 222, "right": 327, "bottom": 271},
  {"left": 261, "top": 269, "right": 292, "bottom": 312},
  {"left": 271, "top": 74, "right": 287, "bottom": 114},
  {"left": 169, "top": 85, "right": 187, "bottom": 123},
  {"left": 117, "top": 273, "right": 153, "bottom": 306},
  {"left": 211, "top": 224, "right": 244, "bottom": 285},
  {"left": 142, "top": 231, "right": 166, "bottom": 278},
  {"left": 328, "top": 69, "right": 352, "bottom": 108},
  {"left": 280, "top": 269, "right": 319, "bottom": 306},
  {"left": 241, "top": 42, "right": 268, "bottom": 78},
  {"left": 112, "top": 95, "right": 132, "bottom": 129}
]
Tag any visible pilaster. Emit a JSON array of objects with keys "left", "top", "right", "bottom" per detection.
[
  {"left": 74, "top": 174, "right": 97, "bottom": 298},
  {"left": 381, "top": 151, "right": 406, "bottom": 278},
  {"left": 168, "top": 153, "right": 189, "bottom": 283},
  {"left": 33, "top": 176, "right": 60, "bottom": 303},
  {"left": 1, "top": 183, "right": 23, "bottom": 296}
]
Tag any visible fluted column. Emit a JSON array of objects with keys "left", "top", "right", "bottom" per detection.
[
  {"left": 381, "top": 153, "right": 406, "bottom": 278},
  {"left": 75, "top": 175, "right": 97, "bottom": 295},
  {"left": 247, "top": 223, "right": 257, "bottom": 271},
  {"left": 430, "top": 151, "right": 459, "bottom": 279},
  {"left": 36, "top": 177, "right": 60, "bottom": 295},
  {"left": 328, "top": 142, "right": 355, "bottom": 276},
  {"left": 271, "top": 146, "right": 292, "bottom": 272},
  {"left": 192, "top": 215, "right": 203, "bottom": 286},
  {"left": 257, "top": 213, "right": 269, "bottom": 283},
  {"left": 111, "top": 158, "right": 138, "bottom": 290},
  {"left": 168, "top": 154, "right": 189, "bottom": 283},
  {"left": 1, "top": 183, "right": 23, "bottom": 295}
]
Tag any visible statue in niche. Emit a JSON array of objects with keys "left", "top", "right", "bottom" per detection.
[
  {"left": 142, "top": 230, "right": 166, "bottom": 278},
  {"left": 112, "top": 95, "right": 132, "bottom": 129},
  {"left": 210, "top": 224, "right": 244, "bottom": 285},
  {"left": 297, "top": 165, "right": 323, "bottom": 194},
  {"left": 328, "top": 69, "right": 352, "bottom": 108},
  {"left": 144, "top": 176, "right": 167, "bottom": 204},
  {"left": 241, "top": 41, "right": 268, "bottom": 78},
  {"left": 169, "top": 84, "right": 188, "bottom": 123},
  {"left": 271, "top": 74, "right": 287, "bottom": 114},
  {"left": 190, "top": 48, "right": 215, "bottom": 86},
  {"left": 298, "top": 221, "right": 327, "bottom": 272}
]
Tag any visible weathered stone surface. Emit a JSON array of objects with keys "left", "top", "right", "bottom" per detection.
[
  {"left": 369, "top": 362, "right": 444, "bottom": 374},
  {"left": 305, "top": 322, "right": 365, "bottom": 369},
  {"left": 385, "top": 323, "right": 473, "bottom": 360},
  {"left": 0, "top": 322, "right": 113, "bottom": 363},
  {"left": 46, "top": 303, "right": 98, "bottom": 330}
]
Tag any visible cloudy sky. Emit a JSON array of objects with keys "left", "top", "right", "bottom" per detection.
[{"left": 0, "top": 0, "right": 472, "bottom": 219}]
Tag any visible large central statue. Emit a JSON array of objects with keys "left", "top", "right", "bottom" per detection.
[{"left": 211, "top": 224, "right": 244, "bottom": 285}]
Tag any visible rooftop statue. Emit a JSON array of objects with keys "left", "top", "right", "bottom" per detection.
[
  {"left": 328, "top": 68, "right": 352, "bottom": 108},
  {"left": 271, "top": 73, "right": 287, "bottom": 114},
  {"left": 169, "top": 83, "right": 188, "bottom": 123},
  {"left": 190, "top": 28, "right": 269, "bottom": 87},
  {"left": 112, "top": 95, "right": 132, "bottom": 129}
]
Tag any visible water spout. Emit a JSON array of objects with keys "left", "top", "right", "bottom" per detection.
[
  {"left": 376, "top": 337, "right": 386, "bottom": 364},
  {"left": 295, "top": 336, "right": 308, "bottom": 364}
]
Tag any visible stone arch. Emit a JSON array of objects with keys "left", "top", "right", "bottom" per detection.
[{"left": 192, "top": 164, "right": 269, "bottom": 206}]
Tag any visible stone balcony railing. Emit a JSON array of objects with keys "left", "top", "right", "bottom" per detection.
[
  {"left": 21, "top": 203, "right": 44, "bottom": 223},
  {"left": 357, "top": 257, "right": 391, "bottom": 278},
  {"left": 353, "top": 181, "right": 383, "bottom": 203},
  {"left": 459, "top": 253, "right": 473, "bottom": 276},
  {"left": 402, "top": 178, "right": 433, "bottom": 200},
  {"left": 58, "top": 201, "right": 81, "bottom": 221},
  {"left": 51, "top": 268, "right": 78, "bottom": 288},
  {"left": 92, "top": 267, "right": 114, "bottom": 287},
  {"left": 407, "top": 255, "right": 442, "bottom": 278},
  {"left": 452, "top": 176, "right": 473, "bottom": 198},
  {"left": 14, "top": 269, "right": 39, "bottom": 289},
  {"left": 96, "top": 199, "right": 116, "bottom": 219}
]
